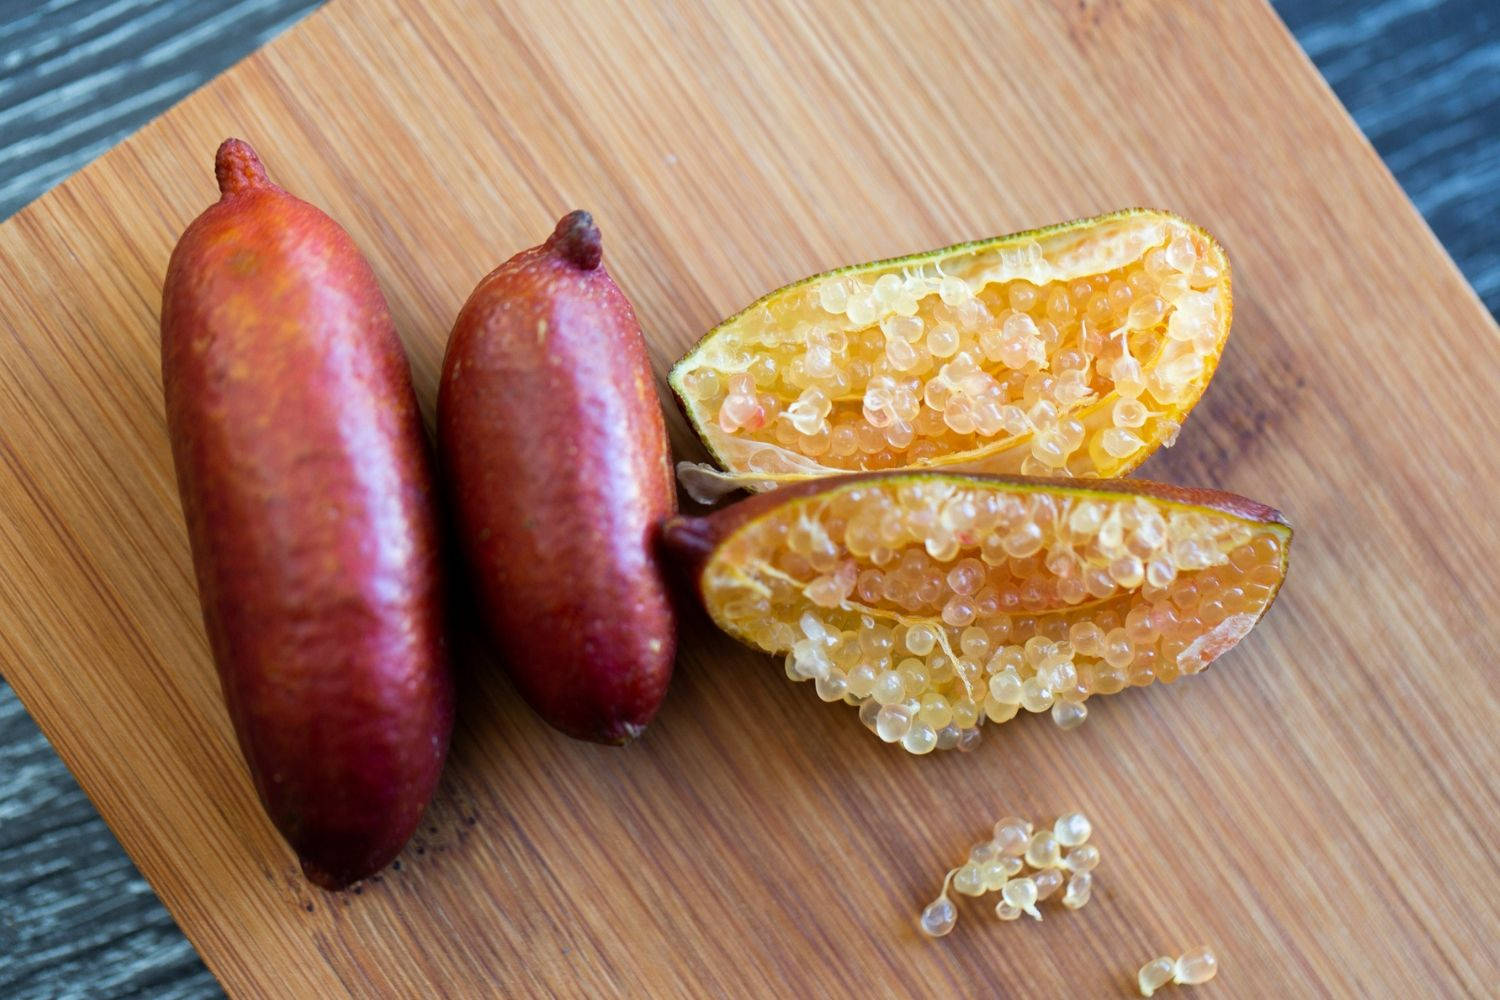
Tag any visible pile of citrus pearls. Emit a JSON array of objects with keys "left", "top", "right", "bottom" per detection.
[
  {"left": 676, "top": 215, "right": 1225, "bottom": 483},
  {"left": 1138, "top": 947, "right": 1219, "bottom": 995},
  {"left": 701, "top": 478, "right": 1287, "bottom": 753},
  {"left": 919, "top": 811, "right": 1098, "bottom": 936}
]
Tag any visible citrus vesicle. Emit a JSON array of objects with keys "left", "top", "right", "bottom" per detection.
[
  {"left": 671, "top": 210, "right": 1231, "bottom": 500},
  {"left": 663, "top": 473, "right": 1289, "bottom": 753}
]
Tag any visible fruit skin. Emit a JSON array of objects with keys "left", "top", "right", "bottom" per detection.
[
  {"left": 662, "top": 471, "right": 1290, "bottom": 652},
  {"left": 160, "top": 139, "right": 453, "bottom": 890},
  {"left": 437, "top": 211, "right": 676, "bottom": 744}
]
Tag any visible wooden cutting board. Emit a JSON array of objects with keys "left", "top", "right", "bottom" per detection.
[{"left": 2, "top": 0, "right": 1497, "bottom": 995}]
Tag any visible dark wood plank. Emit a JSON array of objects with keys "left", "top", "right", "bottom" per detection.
[
  {"left": 0, "top": 3, "right": 318, "bottom": 996},
  {"left": 1273, "top": 0, "right": 1500, "bottom": 315},
  {"left": 0, "top": 692, "right": 219, "bottom": 999},
  {"left": 0, "top": 0, "right": 321, "bottom": 219}
]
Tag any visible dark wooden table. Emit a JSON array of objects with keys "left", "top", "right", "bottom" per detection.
[{"left": 1, "top": 1, "right": 1495, "bottom": 996}]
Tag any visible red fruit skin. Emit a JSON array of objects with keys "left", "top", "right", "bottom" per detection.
[
  {"left": 161, "top": 139, "right": 453, "bottom": 889},
  {"left": 437, "top": 211, "right": 676, "bottom": 744}
]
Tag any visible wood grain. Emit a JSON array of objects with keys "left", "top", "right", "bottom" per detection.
[{"left": 2, "top": 0, "right": 1498, "bottom": 996}]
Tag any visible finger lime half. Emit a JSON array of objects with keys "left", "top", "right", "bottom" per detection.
[{"left": 671, "top": 210, "right": 1231, "bottom": 499}]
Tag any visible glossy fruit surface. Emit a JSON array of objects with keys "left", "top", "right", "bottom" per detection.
[
  {"left": 664, "top": 472, "right": 1288, "bottom": 752},
  {"left": 438, "top": 211, "right": 676, "bottom": 744},
  {"left": 161, "top": 139, "right": 452, "bottom": 887},
  {"left": 671, "top": 210, "right": 1230, "bottom": 499}
]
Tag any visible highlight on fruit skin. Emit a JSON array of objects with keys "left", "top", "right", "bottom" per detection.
[
  {"left": 662, "top": 472, "right": 1289, "bottom": 754},
  {"left": 670, "top": 210, "right": 1231, "bottom": 501}
]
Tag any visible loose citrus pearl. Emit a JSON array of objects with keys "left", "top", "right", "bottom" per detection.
[
  {"left": 1001, "top": 876, "right": 1041, "bottom": 919},
  {"left": 1033, "top": 867, "right": 1065, "bottom": 901},
  {"left": 1138, "top": 956, "right": 1174, "bottom": 997},
  {"left": 953, "top": 863, "right": 985, "bottom": 896},
  {"left": 1025, "top": 830, "right": 1061, "bottom": 869},
  {"left": 1062, "top": 871, "right": 1092, "bottom": 909},
  {"left": 919, "top": 896, "right": 957, "bottom": 937},
  {"left": 1053, "top": 811, "right": 1092, "bottom": 847},
  {"left": 992, "top": 817, "right": 1032, "bottom": 856},
  {"left": 1173, "top": 946, "right": 1218, "bottom": 985}
]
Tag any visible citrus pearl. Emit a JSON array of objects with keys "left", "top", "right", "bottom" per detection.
[
  {"left": 905, "top": 624, "right": 938, "bottom": 655},
  {"left": 919, "top": 896, "right": 957, "bottom": 937},
  {"left": 989, "top": 669, "right": 1023, "bottom": 705},
  {"left": 902, "top": 721, "right": 938, "bottom": 754},
  {"left": 1173, "top": 946, "right": 1218, "bottom": 985},
  {"left": 818, "top": 279, "right": 850, "bottom": 315},
  {"left": 1053, "top": 811, "right": 1092, "bottom": 847},
  {"left": 1051, "top": 699, "right": 1087, "bottom": 729},
  {"left": 1020, "top": 677, "right": 1053, "bottom": 713},
  {"left": 1033, "top": 867, "right": 1065, "bottom": 901},
  {"left": 1138, "top": 956, "right": 1174, "bottom": 997},
  {"left": 969, "top": 840, "right": 999, "bottom": 865},
  {"left": 874, "top": 705, "right": 910, "bottom": 742},
  {"left": 992, "top": 817, "right": 1032, "bottom": 856},
  {"left": 951, "top": 698, "right": 981, "bottom": 728},
  {"left": 986, "top": 697, "right": 1021, "bottom": 724},
  {"left": 1001, "top": 876, "right": 1040, "bottom": 919},
  {"left": 872, "top": 670, "right": 905, "bottom": 706},
  {"left": 1061, "top": 871, "right": 1092, "bottom": 909},
  {"left": 953, "top": 863, "right": 985, "bottom": 896},
  {"left": 1025, "top": 830, "right": 1061, "bottom": 869},
  {"left": 815, "top": 671, "right": 848, "bottom": 702},
  {"left": 919, "top": 692, "right": 953, "bottom": 729},
  {"left": 939, "top": 275, "right": 969, "bottom": 306},
  {"left": 981, "top": 859, "right": 1012, "bottom": 891}
]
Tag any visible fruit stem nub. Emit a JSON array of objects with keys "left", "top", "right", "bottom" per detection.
[
  {"left": 660, "top": 514, "right": 717, "bottom": 566},
  {"left": 549, "top": 209, "right": 603, "bottom": 270},
  {"left": 215, "top": 138, "right": 269, "bottom": 197}
]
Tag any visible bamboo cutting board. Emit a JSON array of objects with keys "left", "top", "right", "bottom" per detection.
[{"left": 2, "top": 0, "right": 1498, "bottom": 995}]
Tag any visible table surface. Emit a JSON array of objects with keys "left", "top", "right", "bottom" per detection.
[{"left": 1, "top": 1, "right": 1496, "bottom": 997}]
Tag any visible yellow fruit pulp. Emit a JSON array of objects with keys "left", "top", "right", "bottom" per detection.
[
  {"left": 672, "top": 210, "right": 1231, "bottom": 498},
  {"left": 696, "top": 475, "right": 1288, "bottom": 753}
]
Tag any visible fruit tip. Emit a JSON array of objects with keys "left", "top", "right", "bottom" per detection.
[
  {"left": 613, "top": 720, "right": 648, "bottom": 745},
  {"left": 299, "top": 856, "right": 357, "bottom": 891},
  {"left": 549, "top": 209, "right": 603, "bottom": 270},
  {"left": 575, "top": 717, "right": 649, "bottom": 746},
  {"left": 214, "top": 137, "right": 269, "bottom": 197}
]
